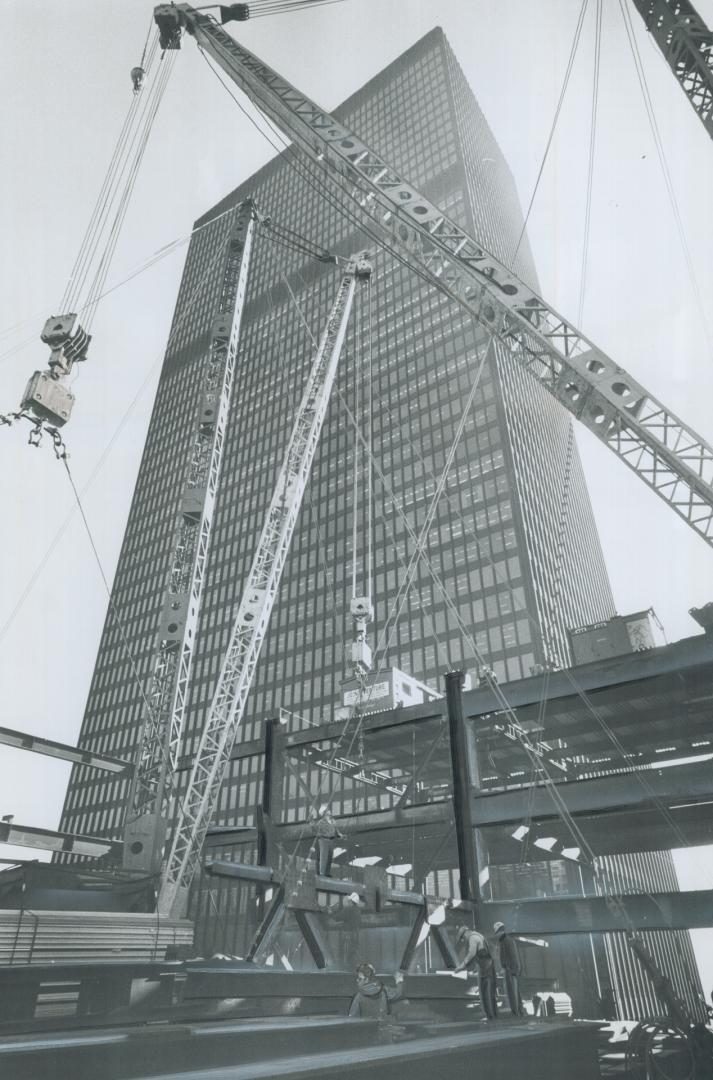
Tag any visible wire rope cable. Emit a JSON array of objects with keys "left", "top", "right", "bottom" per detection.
[
  {"left": 617, "top": 0, "right": 713, "bottom": 360},
  {"left": 511, "top": 0, "right": 590, "bottom": 267},
  {"left": 578, "top": 0, "right": 603, "bottom": 326}
]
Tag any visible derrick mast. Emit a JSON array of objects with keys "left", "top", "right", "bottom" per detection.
[{"left": 123, "top": 200, "right": 259, "bottom": 875}]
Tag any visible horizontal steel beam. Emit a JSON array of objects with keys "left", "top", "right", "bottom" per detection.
[
  {"left": 482, "top": 890, "right": 713, "bottom": 933},
  {"left": 0, "top": 820, "right": 121, "bottom": 859},
  {"left": 463, "top": 632, "right": 713, "bottom": 719},
  {"left": 0, "top": 725, "right": 132, "bottom": 774},
  {"left": 205, "top": 859, "right": 464, "bottom": 911},
  {"left": 276, "top": 801, "right": 449, "bottom": 842},
  {"left": 484, "top": 802, "right": 713, "bottom": 861},
  {"left": 472, "top": 760, "right": 713, "bottom": 826}
]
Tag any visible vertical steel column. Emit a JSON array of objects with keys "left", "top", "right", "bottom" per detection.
[
  {"left": 258, "top": 718, "right": 280, "bottom": 867},
  {"left": 256, "top": 718, "right": 281, "bottom": 924},
  {"left": 444, "top": 670, "right": 480, "bottom": 919}
]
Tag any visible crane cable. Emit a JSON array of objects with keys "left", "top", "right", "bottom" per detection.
[
  {"left": 58, "top": 27, "right": 174, "bottom": 339},
  {"left": 372, "top": 335, "right": 493, "bottom": 674},
  {"left": 617, "top": 0, "right": 713, "bottom": 361},
  {"left": 578, "top": 0, "right": 603, "bottom": 327},
  {"left": 233, "top": 0, "right": 351, "bottom": 18},
  {"left": 512, "top": 0, "right": 590, "bottom": 267}
]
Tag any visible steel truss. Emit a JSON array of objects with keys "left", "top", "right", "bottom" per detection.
[
  {"left": 157, "top": 253, "right": 371, "bottom": 916},
  {"left": 124, "top": 201, "right": 258, "bottom": 873},
  {"left": 633, "top": 0, "right": 713, "bottom": 141}
]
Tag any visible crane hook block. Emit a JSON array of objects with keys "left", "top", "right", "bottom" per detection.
[
  {"left": 154, "top": 5, "right": 184, "bottom": 50},
  {"left": 220, "top": 4, "right": 250, "bottom": 22},
  {"left": 40, "top": 314, "right": 91, "bottom": 376},
  {"left": 131, "top": 66, "right": 145, "bottom": 93},
  {"left": 21, "top": 371, "right": 75, "bottom": 428}
]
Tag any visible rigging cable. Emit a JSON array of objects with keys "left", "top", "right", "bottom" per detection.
[
  {"left": 511, "top": 0, "right": 590, "bottom": 267},
  {"left": 61, "top": 456, "right": 158, "bottom": 732},
  {"left": 617, "top": 0, "right": 713, "bottom": 360},
  {"left": 373, "top": 335, "right": 493, "bottom": 672},
  {"left": 578, "top": 0, "right": 603, "bottom": 327},
  {"left": 243, "top": 0, "right": 351, "bottom": 17},
  {"left": 62, "top": 33, "right": 161, "bottom": 315}
]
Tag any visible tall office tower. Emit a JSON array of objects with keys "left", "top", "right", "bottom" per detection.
[
  {"left": 59, "top": 26, "right": 615, "bottom": 844},
  {"left": 53, "top": 26, "right": 674, "bottom": 1000}
]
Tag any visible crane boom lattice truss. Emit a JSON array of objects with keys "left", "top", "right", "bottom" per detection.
[
  {"left": 632, "top": 0, "right": 713, "bottom": 141},
  {"left": 124, "top": 201, "right": 257, "bottom": 874},
  {"left": 157, "top": 254, "right": 370, "bottom": 917},
  {"left": 160, "top": 4, "right": 713, "bottom": 546}
]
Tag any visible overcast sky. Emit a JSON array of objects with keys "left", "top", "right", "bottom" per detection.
[{"left": 1, "top": 0, "right": 712, "bottom": 991}]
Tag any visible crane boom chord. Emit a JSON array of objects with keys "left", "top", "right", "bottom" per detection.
[
  {"left": 123, "top": 202, "right": 259, "bottom": 876},
  {"left": 157, "top": 252, "right": 371, "bottom": 917},
  {"left": 155, "top": 3, "right": 713, "bottom": 546},
  {"left": 632, "top": 0, "right": 713, "bottom": 142}
]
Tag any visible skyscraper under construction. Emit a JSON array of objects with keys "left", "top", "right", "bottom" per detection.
[{"left": 55, "top": 26, "right": 700, "bottom": 1016}]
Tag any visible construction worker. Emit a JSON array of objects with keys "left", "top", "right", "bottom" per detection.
[
  {"left": 348, "top": 962, "right": 404, "bottom": 1019},
  {"left": 453, "top": 925, "right": 498, "bottom": 1020},
  {"left": 493, "top": 921, "right": 524, "bottom": 1016},
  {"left": 314, "top": 806, "right": 343, "bottom": 877}
]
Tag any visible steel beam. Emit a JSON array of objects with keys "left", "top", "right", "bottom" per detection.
[
  {"left": 400, "top": 906, "right": 428, "bottom": 971},
  {"left": 0, "top": 820, "right": 121, "bottom": 859},
  {"left": 481, "top": 890, "right": 713, "bottom": 933},
  {"left": 294, "top": 909, "right": 334, "bottom": 969},
  {"left": 483, "top": 803, "right": 713, "bottom": 861},
  {"left": 246, "top": 887, "right": 285, "bottom": 962},
  {"left": 445, "top": 671, "right": 480, "bottom": 909},
  {"left": 0, "top": 725, "right": 132, "bottom": 774},
  {"left": 471, "top": 759, "right": 713, "bottom": 826},
  {"left": 205, "top": 859, "right": 474, "bottom": 913}
]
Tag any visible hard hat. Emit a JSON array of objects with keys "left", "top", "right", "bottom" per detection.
[
  {"left": 493, "top": 921, "right": 506, "bottom": 934},
  {"left": 455, "top": 926, "right": 469, "bottom": 942}
]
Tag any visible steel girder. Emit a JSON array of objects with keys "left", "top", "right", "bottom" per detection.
[
  {"left": 0, "top": 725, "right": 131, "bottom": 775},
  {"left": 482, "top": 890, "right": 713, "bottom": 933}
]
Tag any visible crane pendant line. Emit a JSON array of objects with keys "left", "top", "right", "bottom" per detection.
[
  {"left": 157, "top": 253, "right": 372, "bottom": 918},
  {"left": 155, "top": 3, "right": 713, "bottom": 546},
  {"left": 123, "top": 201, "right": 259, "bottom": 875}
]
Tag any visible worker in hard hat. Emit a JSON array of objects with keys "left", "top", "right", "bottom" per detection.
[
  {"left": 313, "top": 806, "right": 343, "bottom": 877},
  {"left": 493, "top": 921, "right": 524, "bottom": 1016},
  {"left": 348, "top": 962, "right": 404, "bottom": 1020},
  {"left": 453, "top": 925, "right": 498, "bottom": 1019}
]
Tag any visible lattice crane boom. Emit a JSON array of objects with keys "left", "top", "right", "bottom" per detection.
[
  {"left": 157, "top": 252, "right": 371, "bottom": 918},
  {"left": 632, "top": 0, "right": 713, "bottom": 141},
  {"left": 154, "top": 3, "right": 713, "bottom": 547},
  {"left": 123, "top": 202, "right": 258, "bottom": 877}
]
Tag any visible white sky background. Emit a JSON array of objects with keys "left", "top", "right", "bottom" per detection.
[{"left": 1, "top": 0, "right": 712, "bottom": 996}]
